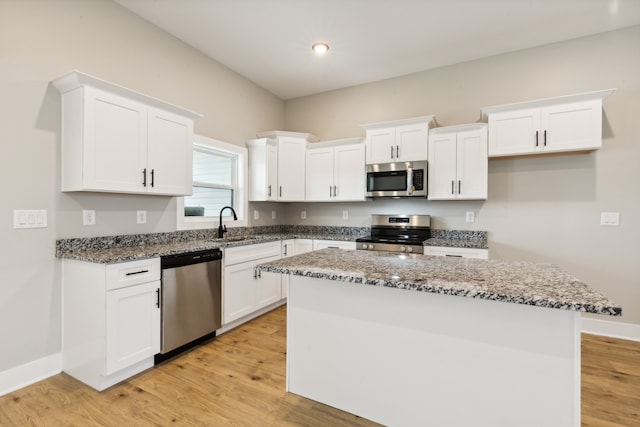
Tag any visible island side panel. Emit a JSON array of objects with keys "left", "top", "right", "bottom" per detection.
[{"left": 286, "top": 275, "right": 580, "bottom": 427}]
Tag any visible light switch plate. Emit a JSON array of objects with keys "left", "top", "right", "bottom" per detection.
[
  {"left": 342, "top": 210, "right": 349, "bottom": 220},
  {"left": 272, "top": 210, "right": 276, "bottom": 220},
  {"left": 13, "top": 209, "right": 47, "bottom": 229},
  {"left": 466, "top": 211, "right": 475, "bottom": 223},
  {"left": 301, "top": 210, "right": 307, "bottom": 219},
  {"left": 600, "top": 212, "right": 620, "bottom": 226}
]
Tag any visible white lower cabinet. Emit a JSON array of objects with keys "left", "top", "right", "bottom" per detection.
[
  {"left": 281, "top": 239, "right": 313, "bottom": 298},
  {"left": 423, "top": 246, "right": 489, "bottom": 259},
  {"left": 62, "top": 257, "right": 161, "bottom": 391},
  {"left": 223, "top": 241, "right": 282, "bottom": 325}
]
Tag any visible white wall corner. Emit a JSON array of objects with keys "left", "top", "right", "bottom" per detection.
[
  {"left": 581, "top": 317, "right": 640, "bottom": 342},
  {"left": 0, "top": 353, "right": 62, "bottom": 397}
]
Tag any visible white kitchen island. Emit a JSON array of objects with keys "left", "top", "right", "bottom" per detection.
[{"left": 257, "top": 249, "right": 621, "bottom": 427}]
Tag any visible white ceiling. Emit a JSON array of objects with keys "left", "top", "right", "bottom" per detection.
[{"left": 114, "top": 0, "right": 640, "bottom": 100}]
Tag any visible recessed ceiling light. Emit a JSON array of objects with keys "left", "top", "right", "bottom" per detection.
[{"left": 312, "top": 42, "right": 330, "bottom": 55}]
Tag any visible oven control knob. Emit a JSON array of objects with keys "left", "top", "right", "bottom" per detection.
[
  {"left": 406, "top": 247, "right": 413, "bottom": 253},
  {"left": 363, "top": 244, "right": 369, "bottom": 249},
  {"left": 400, "top": 246, "right": 406, "bottom": 252},
  {"left": 368, "top": 244, "right": 374, "bottom": 250}
]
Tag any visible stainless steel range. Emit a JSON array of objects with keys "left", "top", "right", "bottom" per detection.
[{"left": 356, "top": 214, "right": 431, "bottom": 254}]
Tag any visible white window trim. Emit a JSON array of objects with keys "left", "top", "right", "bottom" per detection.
[{"left": 176, "top": 134, "right": 248, "bottom": 231}]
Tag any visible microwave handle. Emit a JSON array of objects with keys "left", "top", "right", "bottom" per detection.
[{"left": 406, "top": 168, "right": 413, "bottom": 196}]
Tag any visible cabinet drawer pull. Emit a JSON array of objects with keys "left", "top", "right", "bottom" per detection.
[
  {"left": 125, "top": 269, "right": 149, "bottom": 276},
  {"left": 445, "top": 254, "right": 463, "bottom": 257},
  {"left": 142, "top": 168, "right": 147, "bottom": 187},
  {"left": 155, "top": 288, "right": 160, "bottom": 308},
  {"left": 150, "top": 169, "right": 155, "bottom": 187}
]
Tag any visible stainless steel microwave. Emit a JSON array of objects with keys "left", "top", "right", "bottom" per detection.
[{"left": 366, "top": 161, "right": 427, "bottom": 198}]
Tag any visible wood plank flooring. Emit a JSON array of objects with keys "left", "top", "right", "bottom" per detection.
[{"left": 0, "top": 306, "right": 638, "bottom": 426}]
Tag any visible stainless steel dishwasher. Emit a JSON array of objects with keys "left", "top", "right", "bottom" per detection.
[{"left": 156, "top": 248, "right": 222, "bottom": 362}]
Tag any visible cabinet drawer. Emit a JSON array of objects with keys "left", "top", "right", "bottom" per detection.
[
  {"left": 424, "top": 246, "right": 488, "bottom": 259},
  {"left": 106, "top": 258, "right": 161, "bottom": 290},
  {"left": 224, "top": 241, "right": 282, "bottom": 266}
]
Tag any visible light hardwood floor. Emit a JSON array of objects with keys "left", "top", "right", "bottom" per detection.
[{"left": 0, "top": 306, "right": 638, "bottom": 426}]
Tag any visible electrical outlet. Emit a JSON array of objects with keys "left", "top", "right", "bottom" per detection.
[
  {"left": 137, "top": 210, "right": 147, "bottom": 224},
  {"left": 342, "top": 210, "right": 349, "bottom": 220},
  {"left": 301, "top": 210, "right": 307, "bottom": 219},
  {"left": 254, "top": 210, "right": 259, "bottom": 220},
  {"left": 272, "top": 210, "right": 276, "bottom": 220},
  {"left": 83, "top": 209, "right": 96, "bottom": 226},
  {"left": 466, "top": 211, "right": 475, "bottom": 223},
  {"left": 600, "top": 212, "right": 620, "bottom": 226}
]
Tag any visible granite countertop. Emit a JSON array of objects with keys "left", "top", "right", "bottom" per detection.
[
  {"left": 56, "top": 232, "right": 356, "bottom": 263},
  {"left": 256, "top": 248, "right": 621, "bottom": 316}
]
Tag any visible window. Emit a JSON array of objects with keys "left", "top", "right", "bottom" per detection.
[{"left": 177, "top": 135, "right": 247, "bottom": 230}]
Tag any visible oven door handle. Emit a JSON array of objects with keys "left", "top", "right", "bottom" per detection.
[{"left": 406, "top": 168, "right": 413, "bottom": 196}]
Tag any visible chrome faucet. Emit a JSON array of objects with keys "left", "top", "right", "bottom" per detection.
[{"left": 218, "top": 206, "right": 238, "bottom": 238}]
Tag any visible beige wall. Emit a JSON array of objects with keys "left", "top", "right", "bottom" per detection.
[
  {"left": 0, "top": 0, "right": 283, "bottom": 372},
  {"left": 283, "top": 26, "right": 640, "bottom": 325}
]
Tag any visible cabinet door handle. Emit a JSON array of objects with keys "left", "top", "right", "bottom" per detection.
[
  {"left": 451, "top": 180, "right": 455, "bottom": 195},
  {"left": 253, "top": 268, "right": 258, "bottom": 279},
  {"left": 150, "top": 169, "right": 155, "bottom": 187},
  {"left": 333, "top": 185, "right": 337, "bottom": 197},
  {"left": 155, "top": 288, "right": 160, "bottom": 308},
  {"left": 544, "top": 130, "right": 547, "bottom": 146},
  {"left": 142, "top": 168, "right": 147, "bottom": 187},
  {"left": 535, "top": 130, "right": 539, "bottom": 147},
  {"left": 330, "top": 186, "right": 333, "bottom": 198},
  {"left": 396, "top": 145, "right": 399, "bottom": 159},
  {"left": 258, "top": 270, "right": 262, "bottom": 278},
  {"left": 268, "top": 184, "right": 271, "bottom": 197},
  {"left": 126, "top": 269, "right": 149, "bottom": 276},
  {"left": 279, "top": 186, "right": 282, "bottom": 198},
  {"left": 390, "top": 146, "right": 394, "bottom": 159},
  {"left": 445, "top": 254, "right": 463, "bottom": 258},
  {"left": 283, "top": 244, "right": 288, "bottom": 256},
  {"left": 458, "top": 180, "right": 461, "bottom": 194}
]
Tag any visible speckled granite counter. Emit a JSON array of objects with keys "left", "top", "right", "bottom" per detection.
[
  {"left": 257, "top": 248, "right": 621, "bottom": 316},
  {"left": 55, "top": 226, "right": 490, "bottom": 264},
  {"left": 425, "top": 229, "right": 488, "bottom": 249},
  {"left": 55, "top": 226, "right": 367, "bottom": 263}
]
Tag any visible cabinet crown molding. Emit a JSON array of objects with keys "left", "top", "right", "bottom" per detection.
[
  {"left": 429, "top": 123, "right": 487, "bottom": 134},
  {"left": 255, "top": 130, "right": 319, "bottom": 142},
  {"left": 308, "top": 137, "right": 363, "bottom": 149},
  {"left": 360, "top": 115, "right": 437, "bottom": 130},
  {"left": 480, "top": 88, "right": 616, "bottom": 120},
  {"left": 52, "top": 70, "right": 203, "bottom": 119}
]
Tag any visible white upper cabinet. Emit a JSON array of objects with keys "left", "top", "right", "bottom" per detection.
[
  {"left": 249, "top": 131, "right": 317, "bottom": 201},
  {"left": 428, "top": 124, "right": 488, "bottom": 200},
  {"left": 481, "top": 89, "right": 615, "bottom": 158},
  {"left": 52, "top": 71, "right": 201, "bottom": 196},
  {"left": 361, "top": 115, "right": 436, "bottom": 164},
  {"left": 306, "top": 138, "right": 365, "bottom": 202},
  {"left": 247, "top": 138, "right": 278, "bottom": 201}
]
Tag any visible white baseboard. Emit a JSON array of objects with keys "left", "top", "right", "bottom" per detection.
[
  {"left": 0, "top": 353, "right": 62, "bottom": 397},
  {"left": 581, "top": 317, "right": 640, "bottom": 342}
]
